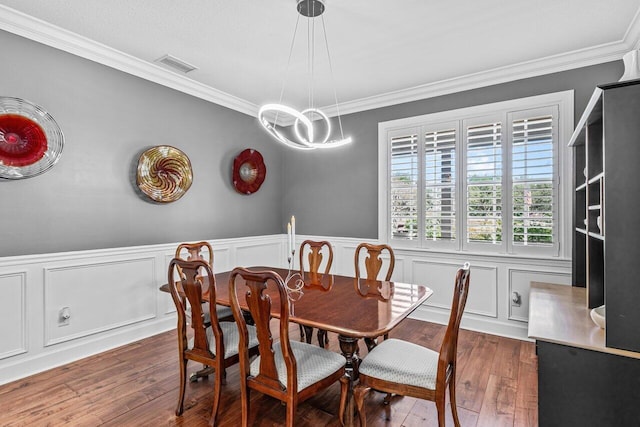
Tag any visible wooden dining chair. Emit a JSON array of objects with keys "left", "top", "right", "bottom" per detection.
[
  {"left": 353, "top": 262, "right": 471, "bottom": 427},
  {"left": 354, "top": 242, "right": 395, "bottom": 282},
  {"left": 298, "top": 240, "right": 334, "bottom": 347},
  {"left": 228, "top": 267, "right": 348, "bottom": 427},
  {"left": 175, "top": 241, "right": 234, "bottom": 323},
  {"left": 354, "top": 243, "right": 396, "bottom": 350},
  {"left": 167, "top": 258, "right": 259, "bottom": 426}
]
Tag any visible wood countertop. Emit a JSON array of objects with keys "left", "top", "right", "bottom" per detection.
[{"left": 528, "top": 282, "right": 640, "bottom": 360}]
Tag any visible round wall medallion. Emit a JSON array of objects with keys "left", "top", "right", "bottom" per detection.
[
  {"left": 137, "top": 145, "right": 193, "bottom": 203},
  {"left": 0, "top": 97, "right": 64, "bottom": 179},
  {"left": 232, "top": 148, "right": 266, "bottom": 194}
]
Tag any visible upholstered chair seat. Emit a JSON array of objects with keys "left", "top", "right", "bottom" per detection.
[
  {"left": 358, "top": 338, "right": 439, "bottom": 390},
  {"left": 249, "top": 340, "right": 346, "bottom": 391}
]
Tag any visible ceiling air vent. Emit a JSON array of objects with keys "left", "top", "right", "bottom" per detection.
[{"left": 155, "top": 54, "right": 197, "bottom": 74}]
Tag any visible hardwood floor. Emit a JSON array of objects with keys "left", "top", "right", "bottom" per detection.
[{"left": 0, "top": 319, "right": 538, "bottom": 426}]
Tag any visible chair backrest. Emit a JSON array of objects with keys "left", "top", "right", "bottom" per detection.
[
  {"left": 175, "top": 241, "right": 213, "bottom": 276},
  {"left": 229, "top": 268, "right": 298, "bottom": 392},
  {"left": 168, "top": 258, "right": 223, "bottom": 361},
  {"left": 299, "top": 240, "right": 333, "bottom": 286},
  {"left": 354, "top": 243, "right": 395, "bottom": 282},
  {"left": 437, "top": 263, "right": 471, "bottom": 378}
]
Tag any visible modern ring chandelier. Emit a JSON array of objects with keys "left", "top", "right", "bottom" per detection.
[{"left": 258, "top": 0, "right": 352, "bottom": 150}]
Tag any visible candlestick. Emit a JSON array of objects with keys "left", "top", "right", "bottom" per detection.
[{"left": 287, "top": 222, "right": 292, "bottom": 256}]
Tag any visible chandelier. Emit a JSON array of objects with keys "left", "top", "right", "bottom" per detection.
[{"left": 258, "top": 0, "right": 352, "bottom": 150}]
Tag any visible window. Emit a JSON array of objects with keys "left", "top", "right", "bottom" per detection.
[{"left": 380, "top": 91, "right": 572, "bottom": 257}]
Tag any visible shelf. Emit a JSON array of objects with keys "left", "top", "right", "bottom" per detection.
[
  {"left": 529, "top": 282, "right": 640, "bottom": 359},
  {"left": 569, "top": 88, "right": 603, "bottom": 147},
  {"left": 588, "top": 205, "right": 601, "bottom": 211},
  {"left": 588, "top": 232, "right": 604, "bottom": 240},
  {"left": 576, "top": 227, "right": 587, "bottom": 235},
  {"left": 575, "top": 183, "right": 587, "bottom": 191},
  {"left": 588, "top": 172, "right": 604, "bottom": 184}
]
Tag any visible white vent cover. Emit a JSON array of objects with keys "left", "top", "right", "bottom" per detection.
[{"left": 154, "top": 54, "right": 197, "bottom": 74}]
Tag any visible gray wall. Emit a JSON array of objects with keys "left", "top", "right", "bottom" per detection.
[
  {"left": 0, "top": 28, "right": 626, "bottom": 256},
  {"left": 0, "top": 30, "right": 285, "bottom": 257},
  {"left": 282, "top": 61, "right": 624, "bottom": 239}
]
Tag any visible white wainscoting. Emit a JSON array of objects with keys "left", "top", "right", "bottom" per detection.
[
  {"left": 307, "top": 235, "right": 571, "bottom": 341},
  {"left": 0, "top": 233, "right": 571, "bottom": 385},
  {"left": 0, "top": 235, "right": 287, "bottom": 385}
]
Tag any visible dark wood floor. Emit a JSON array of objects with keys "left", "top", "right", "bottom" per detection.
[{"left": 0, "top": 319, "right": 538, "bottom": 426}]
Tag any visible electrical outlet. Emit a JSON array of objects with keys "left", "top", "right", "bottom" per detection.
[
  {"left": 511, "top": 291, "right": 522, "bottom": 307},
  {"left": 59, "top": 307, "right": 71, "bottom": 326}
]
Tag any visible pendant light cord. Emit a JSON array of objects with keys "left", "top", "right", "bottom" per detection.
[
  {"left": 321, "top": 14, "right": 346, "bottom": 139},
  {"left": 274, "top": 12, "right": 302, "bottom": 126}
]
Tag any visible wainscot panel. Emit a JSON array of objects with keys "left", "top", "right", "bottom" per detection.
[
  {"left": 43, "top": 257, "right": 157, "bottom": 346},
  {"left": 0, "top": 271, "right": 27, "bottom": 360},
  {"left": 508, "top": 269, "right": 571, "bottom": 322}
]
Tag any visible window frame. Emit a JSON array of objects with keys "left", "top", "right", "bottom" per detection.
[{"left": 378, "top": 90, "right": 574, "bottom": 259}]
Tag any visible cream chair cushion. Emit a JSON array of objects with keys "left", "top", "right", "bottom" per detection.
[
  {"left": 250, "top": 340, "right": 345, "bottom": 391},
  {"left": 358, "top": 338, "right": 439, "bottom": 390}
]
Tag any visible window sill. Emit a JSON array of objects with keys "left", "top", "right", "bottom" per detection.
[{"left": 389, "top": 244, "right": 571, "bottom": 265}]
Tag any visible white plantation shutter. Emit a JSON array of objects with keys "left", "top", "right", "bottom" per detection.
[
  {"left": 381, "top": 91, "right": 569, "bottom": 256},
  {"left": 510, "top": 108, "right": 557, "bottom": 251},
  {"left": 424, "top": 127, "right": 457, "bottom": 244},
  {"left": 465, "top": 120, "right": 503, "bottom": 246},
  {"left": 390, "top": 131, "right": 419, "bottom": 241}
]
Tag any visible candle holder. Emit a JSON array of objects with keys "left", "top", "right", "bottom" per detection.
[{"left": 285, "top": 249, "right": 304, "bottom": 304}]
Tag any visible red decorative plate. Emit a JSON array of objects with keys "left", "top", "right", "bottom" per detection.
[
  {"left": 0, "top": 97, "right": 64, "bottom": 179},
  {"left": 232, "top": 148, "right": 266, "bottom": 194}
]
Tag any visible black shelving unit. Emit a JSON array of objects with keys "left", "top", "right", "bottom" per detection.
[{"left": 569, "top": 78, "right": 640, "bottom": 353}]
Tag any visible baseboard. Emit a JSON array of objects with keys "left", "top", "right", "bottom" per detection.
[{"left": 0, "top": 316, "right": 175, "bottom": 386}]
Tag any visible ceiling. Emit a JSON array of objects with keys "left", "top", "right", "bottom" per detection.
[{"left": 1, "top": 0, "right": 639, "bottom": 117}]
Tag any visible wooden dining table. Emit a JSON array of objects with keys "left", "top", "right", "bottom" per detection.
[{"left": 162, "top": 266, "right": 433, "bottom": 426}]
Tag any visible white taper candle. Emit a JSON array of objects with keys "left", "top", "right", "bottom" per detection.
[{"left": 291, "top": 215, "right": 296, "bottom": 252}]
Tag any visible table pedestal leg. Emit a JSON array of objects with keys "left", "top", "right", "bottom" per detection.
[{"left": 338, "top": 335, "right": 360, "bottom": 427}]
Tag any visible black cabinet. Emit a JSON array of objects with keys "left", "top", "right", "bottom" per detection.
[
  {"left": 537, "top": 340, "right": 640, "bottom": 427},
  {"left": 569, "top": 79, "right": 640, "bottom": 353}
]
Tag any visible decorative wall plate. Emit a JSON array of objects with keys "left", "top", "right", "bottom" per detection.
[
  {"left": 232, "top": 148, "right": 266, "bottom": 194},
  {"left": 137, "top": 145, "right": 192, "bottom": 203},
  {"left": 0, "top": 97, "right": 64, "bottom": 179}
]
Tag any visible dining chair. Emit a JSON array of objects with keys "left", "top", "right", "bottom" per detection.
[
  {"left": 354, "top": 242, "right": 396, "bottom": 349},
  {"left": 228, "top": 267, "right": 348, "bottom": 427},
  {"left": 167, "top": 258, "right": 259, "bottom": 426},
  {"left": 353, "top": 262, "right": 471, "bottom": 427},
  {"left": 175, "top": 241, "right": 234, "bottom": 323},
  {"left": 298, "top": 239, "right": 334, "bottom": 347}
]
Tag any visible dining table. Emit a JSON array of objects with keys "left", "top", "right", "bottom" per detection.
[{"left": 161, "top": 266, "right": 433, "bottom": 427}]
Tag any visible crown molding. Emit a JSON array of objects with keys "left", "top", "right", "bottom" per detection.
[
  {"left": 623, "top": 5, "right": 640, "bottom": 50},
  {"left": 1, "top": 4, "right": 639, "bottom": 119},
  {"left": 0, "top": 5, "right": 258, "bottom": 117},
  {"left": 324, "top": 41, "right": 629, "bottom": 117}
]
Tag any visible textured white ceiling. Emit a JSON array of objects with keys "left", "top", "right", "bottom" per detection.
[{"left": 1, "top": 0, "right": 639, "bottom": 116}]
